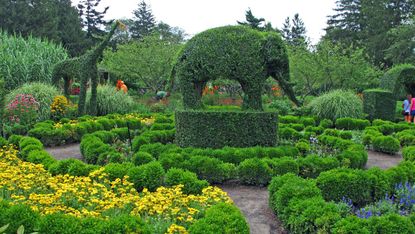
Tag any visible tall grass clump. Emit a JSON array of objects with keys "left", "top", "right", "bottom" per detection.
[
  {"left": 0, "top": 31, "right": 68, "bottom": 90},
  {"left": 308, "top": 90, "right": 364, "bottom": 121},
  {"left": 5, "top": 82, "right": 61, "bottom": 121},
  {"left": 86, "top": 85, "right": 135, "bottom": 116}
]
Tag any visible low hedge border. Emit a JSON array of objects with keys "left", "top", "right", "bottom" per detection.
[
  {"left": 175, "top": 110, "right": 278, "bottom": 148},
  {"left": 268, "top": 162, "right": 415, "bottom": 233}
]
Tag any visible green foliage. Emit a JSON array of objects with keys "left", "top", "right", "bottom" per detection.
[
  {"left": 27, "top": 150, "right": 55, "bottom": 169},
  {"left": 174, "top": 25, "right": 299, "bottom": 110},
  {"left": 309, "top": 90, "right": 364, "bottom": 121},
  {"left": 188, "top": 203, "right": 249, "bottom": 234},
  {"left": 165, "top": 168, "right": 209, "bottom": 194},
  {"left": 132, "top": 152, "right": 155, "bottom": 166},
  {"left": 85, "top": 85, "right": 135, "bottom": 116},
  {"left": 184, "top": 156, "right": 233, "bottom": 184},
  {"left": 402, "top": 146, "right": 415, "bottom": 161},
  {"left": 267, "top": 98, "right": 292, "bottom": 115},
  {"left": 298, "top": 155, "right": 340, "bottom": 178},
  {"left": 0, "top": 31, "right": 68, "bottom": 90},
  {"left": 175, "top": 110, "right": 278, "bottom": 148},
  {"left": 379, "top": 64, "right": 415, "bottom": 99},
  {"left": 5, "top": 82, "right": 61, "bottom": 121},
  {"left": 101, "top": 35, "right": 182, "bottom": 93},
  {"left": 372, "top": 136, "right": 400, "bottom": 154},
  {"left": 237, "top": 158, "right": 272, "bottom": 186},
  {"left": 127, "top": 162, "right": 165, "bottom": 192},
  {"left": 335, "top": 118, "right": 370, "bottom": 130},
  {"left": 316, "top": 168, "right": 372, "bottom": 206},
  {"left": 0, "top": 79, "right": 5, "bottom": 136},
  {"left": 104, "top": 163, "right": 134, "bottom": 181},
  {"left": 363, "top": 89, "right": 396, "bottom": 121}
]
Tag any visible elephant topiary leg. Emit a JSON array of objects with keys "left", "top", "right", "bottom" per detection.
[
  {"left": 182, "top": 80, "right": 205, "bottom": 109},
  {"left": 241, "top": 81, "right": 263, "bottom": 111}
]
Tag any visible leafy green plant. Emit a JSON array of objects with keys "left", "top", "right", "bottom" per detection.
[
  {"left": 308, "top": 90, "right": 364, "bottom": 121},
  {"left": 372, "top": 136, "right": 400, "bottom": 154},
  {"left": 5, "top": 82, "right": 61, "bottom": 121},
  {"left": 0, "top": 31, "right": 67, "bottom": 90},
  {"left": 86, "top": 85, "right": 135, "bottom": 116}
]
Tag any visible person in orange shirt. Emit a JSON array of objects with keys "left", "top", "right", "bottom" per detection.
[{"left": 116, "top": 80, "right": 128, "bottom": 93}]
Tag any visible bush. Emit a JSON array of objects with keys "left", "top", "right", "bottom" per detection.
[
  {"left": 188, "top": 203, "right": 249, "bottom": 234},
  {"left": 1, "top": 203, "right": 39, "bottom": 233},
  {"left": 27, "top": 150, "right": 55, "bottom": 169},
  {"left": 132, "top": 152, "right": 155, "bottom": 166},
  {"left": 363, "top": 89, "right": 396, "bottom": 121},
  {"left": 6, "top": 82, "right": 61, "bottom": 121},
  {"left": 237, "top": 158, "right": 272, "bottom": 186},
  {"left": 175, "top": 110, "right": 278, "bottom": 148},
  {"left": 379, "top": 64, "right": 415, "bottom": 100},
  {"left": 295, "top": 141, "right": 310, "bottom": 155},
  {"left": 263, "top": 157, "right": 299, "bottom": 176},
  {"left": 8, "top": 134, "right": 23, "bottom": 146},
  {"left": 298, "top": 155, "right": 340, "bottom": 178},
  {"left": 36, "top": 213, "right": 82, "bottom": 234},
  {"left": 367, "top": 214, "right": 415, "bottom": 234},
  {"left": 0, "top": 32, "right": 67, "bottom": 91},
  {"left": 319, "top": 119, "right": 334, "bottom": 128},
  {"left": 335, "top": 118, "right": 370, "bottom": 130},
  {"left": 0, "top": 137, "right": 8, "bottom": 147},
  {"left": 337, "top": 144, "right": 368, "bottom": 169},
  {"left": 184, "top": 156, "right": 232, "bottom": 184},
  {"left": 127, "top": 162, "right": 165, "bottom": 191},
  {"left": 309, "top": 90, "right": 364, "bottom": 121},
  {"left": 165, "top": 168, "right": 209, "bottom": 194},
  {"left": 332, "top": 216, "right": 370, "bottom": 234},
  {"left": 279, "top": 127, "right": 302, "bottom": 141},
  {"left": 403, "top": 146, "right": 415, "bottom": 161},
  {"left": 86, "top": 85, "right": 135, "bottom": 116},
  {"left": 363, "top": 129, "right": 383, "bottom": 146},
  {"left": 395, "top": 130, "right": 415, "bottom": 146},
  {"left": 316, "top": 168, "right": 372, "bottom": 206},
  {"left": 104, "top": 163, "right": 134, "bottom": 181},
  {"left": 372, "top": 136, "right": 400, "bottom": 154},
  {"left": 268, "top": 98, "right": 292, "bottom": 115}
]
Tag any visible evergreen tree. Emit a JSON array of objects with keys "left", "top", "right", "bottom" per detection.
[
  {"left": 155, "top": 22, "right": 186, "bottom": 43},
  {"left": 77, "top": 0, "right": 109, "bottom": 39},
  {"left": 238, "top": 8, "right": 265, "bottom": 29},
  {"left": 131, "top": 0, "right": 156, "bottom": 39},
  {"left": 282, "top": 14, "right": 308, "bottom": 47}
]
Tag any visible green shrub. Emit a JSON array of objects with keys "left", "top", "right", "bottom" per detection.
[
  {"left": 337, "top": 144, "right": 368, "bottom": 169},
  {"left": 132, "top": 129, "right": 175, "bottom": 151},
  {"left": 263, "top": 157, "right": 299, "bottom": 176},
  {"left": 372, "top": 136, "right": 400, "bottom": 154},
  {"left": 403, "top": 146, "right": 415, "bottom": 161},
  {"left": 395, "top": 129, "right": 415, "bottom": 146},
  {"left": 188, "top": 203, "right": 249, "bottom": 234},
  {"left": 0, "top": 137, "right": 8, "bottom": 147},
  {"left": 1, "top": 203, "right": 39, "bottom": 233},
  {"left": 367, "top": 214, "right": 415, "bottom": 234},
  {"left": 332, "top": 216, "right": 370, "bottom": 234},
  {"left": 36, "top": 213, "right": 82, "bottom": 234},
  {"left": 0, "top": 31, "right": 68, "bottom": 90},
  {"left": 86, "top": 85, "right": 135, "bottom": 116},
  {"left": 102, "top": 214, "right": 148, "bottom": 234},
  {"left": 8, "top": 134, "right": 23, "bottom": 146},
  {"left": 379, "top": 64, "right": 415, "bottom": 100},
  {"left": 363, "top": 89, "right": 396, "bottom": 121},
  {"left": 309, "top": 90, "right": 364, "bottom": 121},
  {"left": 279, "top": 127, "right": 302, "bottom": 141},
  {"left": 319, "top": 119, "right": 334, "bottom": 128},
  {"left": 48, "top": 159, "right": 81, "bottom": 176},
  {"left": 27, "top": 150, "right": 55, "bottom": 169},
  {"left": 298, "top": 155, "right": 340, "bottom": 178},
  {"left": 175, "top": 110, "right": 278, "bottom": 148},
  {"left": 268, "top": 99, "right": 292, "bottom": 115},
  {"left": 363, "top": 129, "right": 383, "bottom": 146},
  {"left": 185, "top": 156, "right": 231, "bottom": 184},
  {"left": 165, "top": 168, "right": 209, "bottom": 194},
  {"left": 6, "top": 82, "right": 61, "bottom": 121},
  {"left": 280, "top": 115, "right": 300, "bottom": 124},
  {"left": 316, "top": 168, "right": 372, "bottom": 206},
  {"left": 127, "top": 162, "right": 165, "bottom": 191},
  {"left": 104, "top": 163, "right": 134, "bottom": 181},
  {"left": 237, "top": 158, "right": 272, "bottom": 186},
  {"left": 159, "top": 153, "right": 187, "bottom": 170},
  {"left": 132, "top": 152, "right": 155, "bottom": 166},
  {"left": 295, "top": 141, "right": 310, "bottom": 155},
  {"left": 335, "top": 118, "right": 370, "bottom": 130}
]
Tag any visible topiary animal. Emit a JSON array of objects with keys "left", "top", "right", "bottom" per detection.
[
  {"left": 171, "top": 25, "right": 300, "bottom": 110},
  {"left": 51, "top": 21, "right": 125, "bottom": 116}
]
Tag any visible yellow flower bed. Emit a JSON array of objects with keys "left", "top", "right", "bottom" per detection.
[
  {"left": 0, "top": 147, "right": 231, "bottom": 229},
  {"left": 53, "top": 114, "right": 155, "bottom": 129}
]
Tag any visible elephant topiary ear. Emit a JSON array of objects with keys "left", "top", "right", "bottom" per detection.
[{"left": 261, "top": 33, "right": 289, "bottom": 76}]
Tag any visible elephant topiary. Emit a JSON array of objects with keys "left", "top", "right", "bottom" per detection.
[{"left": 172, "top": 25, "right": 300, "bottom": 110}]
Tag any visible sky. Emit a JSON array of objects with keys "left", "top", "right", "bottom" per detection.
[{"left": 72, "top": 0, "right": 336, "bottom": 44}]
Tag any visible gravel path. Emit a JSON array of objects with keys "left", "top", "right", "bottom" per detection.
[
  {"left": 45, "top": 143, "right": 83, "bottom": 161},
  {"left": 220, "top": 184, "right": 286, "bottom": 234},
  {"left": 366, "top": 150, "right": 402, "bottom": 169}
]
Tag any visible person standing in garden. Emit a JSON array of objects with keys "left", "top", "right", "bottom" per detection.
[
  {"left": 403, "top": 94, "right": 412, "bottom": 122},
  {"left": 155, "top": 90, "right": 170, "bottom": 101},
  {"left": 410, "top": 94, "right": 415, "bottom": 124}
]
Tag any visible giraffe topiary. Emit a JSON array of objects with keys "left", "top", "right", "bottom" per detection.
[{"left": 52, "top": 21, "right": 124, "bottom": 116}]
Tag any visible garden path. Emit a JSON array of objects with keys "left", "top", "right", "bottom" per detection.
[
  {"left": 45, "top": 143, "right": 83, "bottom": 161},
  {"left": 220, "top": 184, "right": 286, "bottom": 234},
  {"left": 366, "top": 150, "right": 402, "bottom": 169}
]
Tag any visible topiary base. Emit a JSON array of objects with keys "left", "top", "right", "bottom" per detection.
[
  {"left": 363, "top": 89, "right": 395, "bottom": 121},
  {"left": 175, "top": 110, "right": 278, "bottom": 148}
]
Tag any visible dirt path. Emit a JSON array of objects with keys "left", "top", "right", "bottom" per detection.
[
  {"left": 45, "top": 143, "right": 83, "bottom": 161},
  {"left": 366, "top": 150, "right": 402, "bottom": 169},
  {"left": 220, "top": 184, "right": 286, "bottom": 234}
]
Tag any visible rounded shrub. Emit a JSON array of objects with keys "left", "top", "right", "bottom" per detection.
[
  {"left": 165, "top": 168, "right": 209, "bottom": 194},
  {"left": 184, "top": 156, "right": 231, "bottom": 184},
  {"left": 127, "top": 162, "right": 165, "bottom": 192},
  {"left": 403, "top": 146, "right": 415, "bottom": 161},
  {"left": 132, "top": 152, "right": 155, "bottom": 166},
  {"left": 6, "top": 82, "right": 61, "bottom": 121},
  {"left": 372, "top": 136, "right": 400, "bottom": 154},
  {"left": 86, "top": 85, "right": 135, "bottom": 116},
  {"left": 308, "top": 90, "right": 364, "bottom": 121},
  {"left": 237, "top": 158, "right": 272, "bottom": 186},
  {"left": 27, "top": 150, "right": 55, "bottom": 168},
  {"left": 104, "top": 163, "right": 134, "bottom": 181}
]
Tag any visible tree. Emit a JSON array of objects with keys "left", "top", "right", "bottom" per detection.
[
  {"left": 385, "top": 20, "right": 415, "bottom": 64},
  {"left": 155, "top": 22, "right": 186, "bottom": 43},
  {"left": 77, "top": 0, "right": 109, "bottom": 40},
  {"left": 289, "top": 39, "right": 381, "bottom": 99},
  {"left": 101, "top": 34, "right": 182, "bottom": 92},
  {"left": 131, "top": 0, "right": 156, "bottom": 39},
  {"left": 238, "top": 8, "right": 276, "bottom": 32},
  {"left": 282, "top": 13, "right": 308, "bottom": 47},
  {"left": 0, "top": 0, "right": 88, "bottom": 57}
]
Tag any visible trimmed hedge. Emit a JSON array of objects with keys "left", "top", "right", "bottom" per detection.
[
  {"left": 372, "top": 136, "right": 400, "bottom": 154},
  {"left": 335, "top": 117, "right": 370, "bottom": 130},
  {"left": 363, "top": 89, "right": 396, "bottom": 121},
  {"left": 175, "top": 110, "right": 278, "bottom": 148}
]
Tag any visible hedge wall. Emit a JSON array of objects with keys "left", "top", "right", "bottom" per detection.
[
  {"left": 363, "top": 89, "right": 395, "bottom": 121},
  {"left": 175, "top": 110, "right": 278, "bottom": 148}
]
